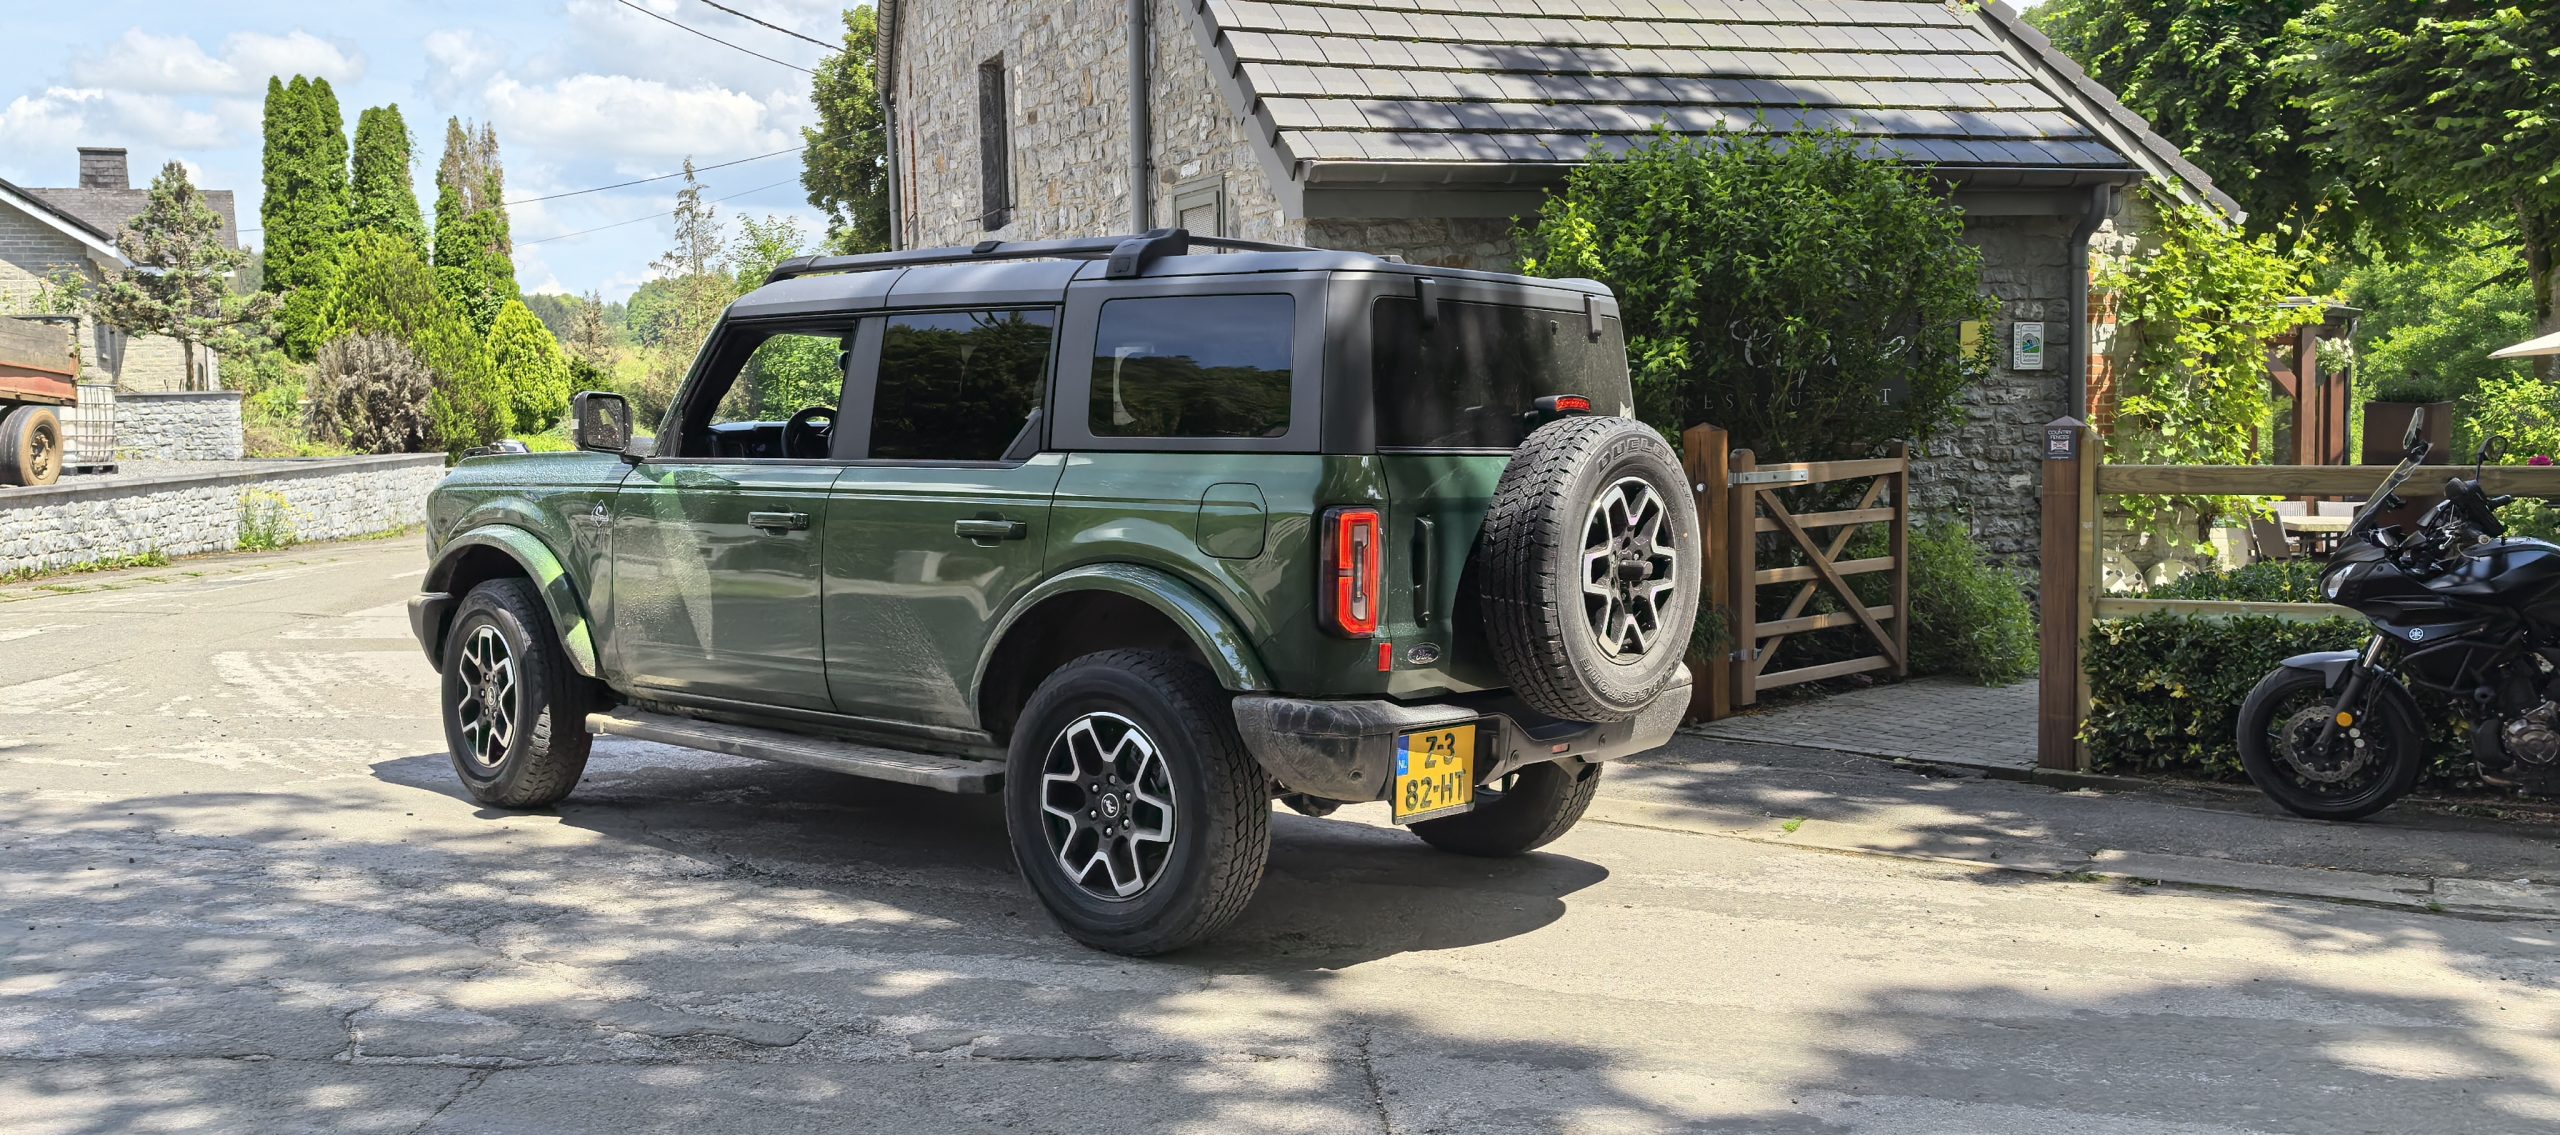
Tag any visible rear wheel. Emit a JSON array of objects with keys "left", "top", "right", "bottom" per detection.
[
  {"left": 440, "top": 578, "right": 593, "bottom": 808},
  {"left": 0, "top": 406, "right": 63, "bottom": 487},
  {"left": 1003, "top": 650, "right": 1269, "bottom": 955},
  {"left": 1409, "top": 760, "right": 1601, "bottom": 857},
  {"left": 2235, "top": 667, "right": 2422, "bottom": 821}
]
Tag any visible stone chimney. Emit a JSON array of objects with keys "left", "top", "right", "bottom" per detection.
[{"left": 77, "top": 147, "right": 129, "bottom": 190}]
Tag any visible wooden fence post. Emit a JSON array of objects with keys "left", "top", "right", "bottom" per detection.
[
  {"left": 1727, "top": 449, "right": 1760, "bottom": 709},
  {"left": 1682, "top": 424, "right": 1733, "bottom": 721},
  {"left": 1888, "top": 441, "right": 1911, "bottom": 679},
  {"left": 2038, "top": 419, "right": 2091, "bottom": 771}
]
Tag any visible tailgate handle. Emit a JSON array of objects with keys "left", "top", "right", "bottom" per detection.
[
  {"left": 748, "top": 511, "right": 810, "bottom": 533},
  {"left": 955, "top": 517, "right": 1028, "bottom": 544},
  {"left": 1413, "top": 517, "right": 1438, "bottom": 624}
]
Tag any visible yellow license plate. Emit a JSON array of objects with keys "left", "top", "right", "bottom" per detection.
[{"left": 1392, "top": 722, "right": 1477, "bottom": 823}]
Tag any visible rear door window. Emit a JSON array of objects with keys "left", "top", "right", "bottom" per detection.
[
  {"left": 1371, "top": 296, "right": 1632, "bottom": 449},
  {"left": 1089, "top": 294, "right": 1294, "bottom": 439},
  {"left": 867, "top": 309, "right": 1056, "bottom": 462}
]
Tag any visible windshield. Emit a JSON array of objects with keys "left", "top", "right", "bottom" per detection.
[
  {"left": 2349, "top": 455, "right": 2425, "bottom": 534},
  {"left": 1371, "top": 296, "right": 1633, "bottom": 449}
]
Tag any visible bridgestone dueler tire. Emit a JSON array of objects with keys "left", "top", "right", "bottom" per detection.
[
  {"left": 0, "top": 405, "right": 62, "bottom": 487},
  {"left": 1004, "top": 650, "right": 1270, "bottom": 956},
  {"left": 1410, "top": 760, "right": 1602, "bottom": 857},
  {"left": 1477, "top": 415, "right": 1702, "bottom": 723},
  {"left": 441, "top": 578, "right": 593, "bottom": 809}
]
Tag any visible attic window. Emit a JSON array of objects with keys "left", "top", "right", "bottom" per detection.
[{"left": 978, "top": 56, "right": 1012, "bottom": 231}]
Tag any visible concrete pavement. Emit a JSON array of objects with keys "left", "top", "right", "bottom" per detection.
[{"left": 2, "top": 539, "right": 2557, "bottom": 1133}]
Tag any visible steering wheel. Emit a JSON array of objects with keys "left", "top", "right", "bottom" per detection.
[{"left": 783, "top": 406, "right": 835, "bottom": 459}]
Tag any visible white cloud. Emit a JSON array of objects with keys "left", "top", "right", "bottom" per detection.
[
  {"left": 423, "top": 29, "right": 507, "bottom": 102},
  {"left": 484, "top": 73, "right": 793, "bottom": 163},
  {"left": 67, "top": 29, "right": 363, "bottom": 97},
  {"left": 0, "top": 87, "right": 232, "bottom": 157}
]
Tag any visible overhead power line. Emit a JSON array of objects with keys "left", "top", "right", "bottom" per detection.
[
  {"left": 612, "top": 0, "right": 815, "bottom": 75},
  {"left": 517, "top": 175, "right": 801, "bottom": 246},
  {"left": 505, "top": 145, "right": 805, "bottom": 206},
  {"left": 689, "top": 0, "right": 837, "bottom": 50}
]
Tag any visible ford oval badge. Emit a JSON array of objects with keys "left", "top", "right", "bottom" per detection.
[{"left": 1405, "top": 643, "right": 1442, "bottom": 666}]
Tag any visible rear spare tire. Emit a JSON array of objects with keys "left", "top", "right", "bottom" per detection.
[
  {"left": 1476, "top": 415, "right": 1701, "bottom": 722},
  {"left": 0, "top": 406, "right": 63, "bottom": 488}
]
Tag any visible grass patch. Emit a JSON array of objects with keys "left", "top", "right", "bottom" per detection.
[
  {"left": 1779, "top": 817, "right": 1804, "bottom": 834},
  {"left": 1, "top": 550, "right": 172, "bottom": 586}
]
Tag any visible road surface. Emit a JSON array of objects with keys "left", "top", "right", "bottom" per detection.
[{"left": 2, "top": 539, "right": 2555, "bottom": 1133}]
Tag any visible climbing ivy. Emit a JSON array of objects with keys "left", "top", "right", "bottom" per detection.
[{"left": 2096, "top": 189, "right": 2322, "bottom": 522}]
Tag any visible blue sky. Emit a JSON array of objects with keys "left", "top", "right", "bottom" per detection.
[{"left": 1, "top": 1, "right": 853, "bottom": 301}]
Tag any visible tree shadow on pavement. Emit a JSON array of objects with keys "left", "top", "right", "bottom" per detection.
[{"left": 2, "top": 745, "right": 2555, "bottom": 1133}]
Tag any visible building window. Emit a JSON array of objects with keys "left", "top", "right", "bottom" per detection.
[
  {"left": 977, "top": 56, "right": 1012, "bottom": 231},
  {"left": 1171, "top": 176, "right": 1225, "bottom": 239}
]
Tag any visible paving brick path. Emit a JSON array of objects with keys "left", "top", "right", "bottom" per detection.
[{"left": 1687, "top": 677, "right": 2039, "bottom": 771}]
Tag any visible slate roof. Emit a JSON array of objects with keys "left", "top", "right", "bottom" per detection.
[
  {"left": 1186, "top": 0, "right": 2234, "bottom": 213},
  {"left": 21, "top": 186, "right": 242, "bottom": 252}
]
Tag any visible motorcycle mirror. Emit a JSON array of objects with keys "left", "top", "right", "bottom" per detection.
[
  {"left": 2479, "top": 436, "right": 2505, "bottom": 465},
  {"left": 2403, "top": 407, "right": 2428, "bottom": 453}
]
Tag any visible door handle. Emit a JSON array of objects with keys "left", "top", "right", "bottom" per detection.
[
  {"left": 955, "top": 517, "right": 1029, "bottom": 544},
  {"left": 748, "top": 511, "right": 810, "bottom": 533}
]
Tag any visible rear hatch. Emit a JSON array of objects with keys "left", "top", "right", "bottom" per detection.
[{"left": 1366, "top": 288, "right": 1636, "bottom": 698}]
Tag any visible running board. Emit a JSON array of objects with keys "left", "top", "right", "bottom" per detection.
[{"left": 587, "top": 709, "right": 1002, "bottom": 794}]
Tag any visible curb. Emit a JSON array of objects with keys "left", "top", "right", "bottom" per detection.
[{"left": 1582, "top": 796, "right": 2560, "bottom": 921}]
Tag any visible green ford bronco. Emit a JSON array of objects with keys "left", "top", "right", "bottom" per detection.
[{"left": 409, "top": 231, "right": 1700, "bottom": 954}]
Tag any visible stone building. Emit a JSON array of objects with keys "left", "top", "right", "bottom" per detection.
[
  {"left": 0, "top": 147, "right": 243, "bottom": 393},
  {"left": 878, "top": 0, "right": 2232, "bottom": 558}
]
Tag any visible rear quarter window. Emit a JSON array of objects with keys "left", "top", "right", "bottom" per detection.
[
  {"left": 1371, "top": 296, "right": 1633, "bottom": 449},
  {"left": 1089, "top": 294, "right": 1294, "bottom": 439}
]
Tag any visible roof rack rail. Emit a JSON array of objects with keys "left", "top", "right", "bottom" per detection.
[{"left": 762, "top": 228, "right": 1338, "bottom": 284}]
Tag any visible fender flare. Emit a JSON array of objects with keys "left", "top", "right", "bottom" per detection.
[
  {"left": 2277, "top": 649, "right": 2363, "bottom": 690},
  {"left": 424, "top": 525, "right": 600, "bottom": 678},
  {"left": 972, "top": 563, "right": 1273, "bottom": 710}
]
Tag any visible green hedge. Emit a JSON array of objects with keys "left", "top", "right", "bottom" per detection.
[
  {"left": 2136, "top": 559, "right": 2325, "bottom": 603},
  {"left": 2083, "top": 614, "right": 2470, "bottom": 782}
]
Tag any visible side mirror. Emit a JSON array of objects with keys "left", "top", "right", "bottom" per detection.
[
  {"left": 572, "top": 391, "right": 634, "bottom": 459},
  {"left": 2479, "top": 436, "right": 2506, "bottom": 465},
  {"left": 2402, "top": 406, "right": 2427, "bottom": 454}
]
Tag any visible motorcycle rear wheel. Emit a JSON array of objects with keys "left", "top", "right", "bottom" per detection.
[{"left": 2236, "top": 668, "right": 2424, "bottom": 821}]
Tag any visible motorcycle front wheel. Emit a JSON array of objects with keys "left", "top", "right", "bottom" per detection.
[{"left": 2235, "top": 667, "right": 2424, "bottom": 821}]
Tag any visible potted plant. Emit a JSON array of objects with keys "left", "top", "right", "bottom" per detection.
[{"left": 2360, "top": 375, "right": 2454, "bottom": 464}]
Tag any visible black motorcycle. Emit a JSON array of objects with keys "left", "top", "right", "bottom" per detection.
[{"left": 2237, "top": 412, "right": 2560, "bottom": 819}]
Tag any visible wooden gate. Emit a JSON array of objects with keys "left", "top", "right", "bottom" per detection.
[{"left": 1684, "top": 424, "right": 1911, "bottom": 720}]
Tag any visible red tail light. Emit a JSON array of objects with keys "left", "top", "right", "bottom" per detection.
[{"left": 1321, "top": 506, "right": 1382, "bottom": 638}]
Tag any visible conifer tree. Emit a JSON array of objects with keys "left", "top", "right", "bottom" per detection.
[
  {"left": 431, "top": 118, "right": 519, "bottom": 335},
  {"left": 349, "top": 105, "right": 425, "bottom": 256},
  {"left": 486, "top": 298, "right": 573, "bottom": 434},
  {"left": 260, "top": 74, "right": 351, "bottom": 356},
  {"left": 89, "top": 162, "right": 278, "bottom": 390}
]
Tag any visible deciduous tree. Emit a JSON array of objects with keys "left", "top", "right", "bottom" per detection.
[
  {"left": 2306, "top": 3, "right": 2560, "bottom": 368},
  {"left": 801, "top": 5, "right": 889, "bottom": 254}
]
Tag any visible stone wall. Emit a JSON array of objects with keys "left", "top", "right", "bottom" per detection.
[
  {"left": 1909, "top": 212, "right": 2085, "bottom": 563},
  {"left": 115, "top": 391, "right": 244, "bottom": 461},
  {"left": 0, "top": 455, "right": 444, "bottom": 575},
  {"left": 1302, "top": 217, "right": 1525, "bottom": 272}
]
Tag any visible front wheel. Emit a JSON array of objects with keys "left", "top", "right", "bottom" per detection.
[
  {"left": 1003, "top": 650, "right": 1271, "bottom": 955},
  {"left": 2235, "top": 667, "right": 2423, "bottom": 821},
  {"left": 440, "top": 578, "right": 594, "bottom": 808}
]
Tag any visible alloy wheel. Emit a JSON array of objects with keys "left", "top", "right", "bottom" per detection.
[
  {"left": 453, "top": 624, "right": 519, "bottom": 770},
  {"left": 1038, "top": 712, "right": 1177, "bottom": 900},
  {"left": 1580, "top": 477, "right": 1679, "bottom": 659}
]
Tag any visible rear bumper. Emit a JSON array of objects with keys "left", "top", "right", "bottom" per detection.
[
  {"left": 1231, "top": 668, "right": 1691, "bottom": 805},
  {"left": 408, "top": 592, "right": 454, "bottom": 671}
]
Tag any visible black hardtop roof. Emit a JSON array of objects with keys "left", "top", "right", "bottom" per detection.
[{"left": 729, "top": 229, "right": 1608, "bottom": 319}]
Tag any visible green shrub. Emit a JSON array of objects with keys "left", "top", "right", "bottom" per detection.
[
  {"left": 2136, "top": 559, "right": 2326, "bottom": 603},
  {"left": 2084, "top": 614, "right": 2469, "bottom": 782},
  {"left": 1906, "top": 523, "right": 2036, "bottom": 685},
  {"left": 487, "top": 298, "right": 573, "bottom": 434},
  {"left": 1516, "top": 126, "right": 1994, "bottom": 459},
  {"left": 2366, "top": 373, "right": 2456, "bottom": 404},
  {"left": 308, "top": 333, "right": 436, "bottom": 454}
]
